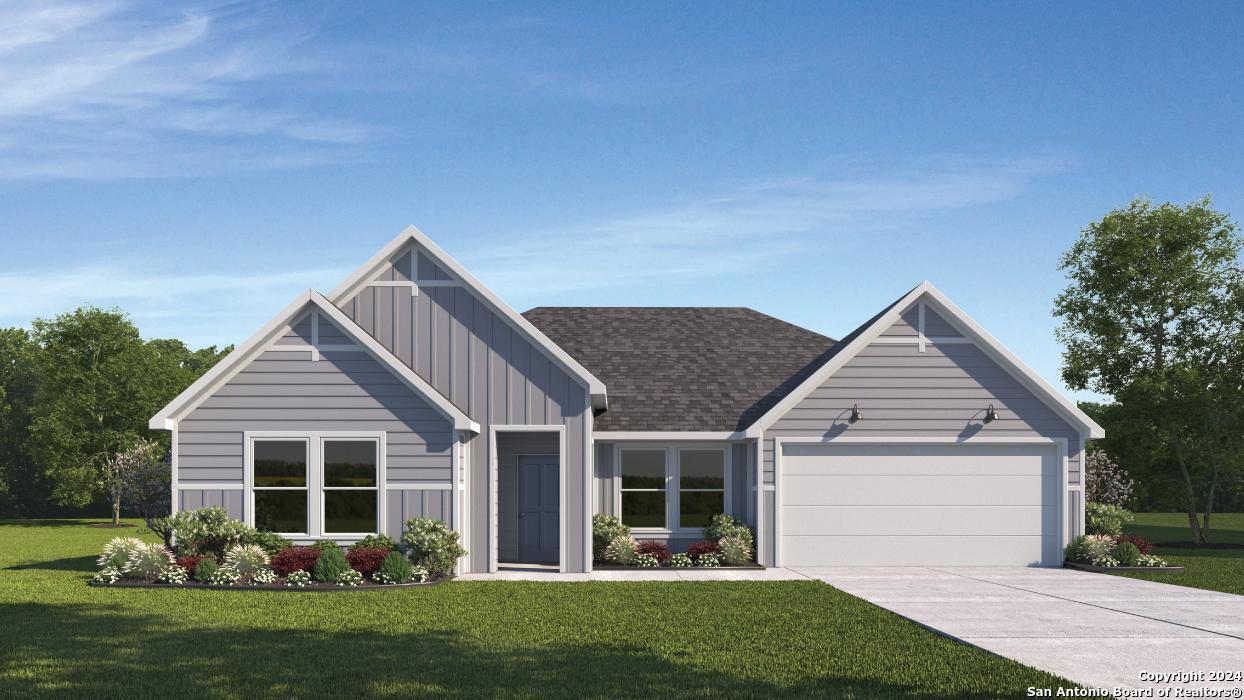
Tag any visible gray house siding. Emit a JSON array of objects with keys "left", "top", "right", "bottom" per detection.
[
  {"left": 177, "top": 320, "right": 455, "bottom": 538},
  {"left": 338, "top": 243, "right": 593, "bottom": 573},
  {"left": 386, "top": 488, "right": 453, "bottom": 534},
  {"left": 759, "top": 305, "right": 1084, "bottom": 565}
]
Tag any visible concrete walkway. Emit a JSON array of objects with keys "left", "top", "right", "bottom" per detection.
[
  {"left": 794, "top": 566, "right": 1244, "bottom": 693},
  {"left": 456, "top": 567, "right": 811, "bottom": 582}
]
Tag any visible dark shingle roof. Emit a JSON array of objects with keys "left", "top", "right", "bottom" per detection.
[{"left": 521, "top": 307, "right": 840, "bottom": 432}]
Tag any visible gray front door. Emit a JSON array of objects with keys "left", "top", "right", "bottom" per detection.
[{"left": 518, "top": 455, "right": 559, "bottom": 564}]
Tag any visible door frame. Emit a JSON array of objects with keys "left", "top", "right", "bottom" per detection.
[
  {"left": 771, "top": 436, "right": 1068, "bottom": 568},
  {"left": 488, "top": 425, "right": 566, "bottom": 573},
  {"left": 516, "top": 453, "right": 560, "bottom": 564}
]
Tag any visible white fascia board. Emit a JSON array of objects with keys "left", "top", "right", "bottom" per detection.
[
  {"left": 149, "top": 290, "right": 318, "bottom": 431},
  {"left": 918, "top": 284, "right": 1104, "bottom": 440},
  {"left": 594, "top": 431, "right": 747, "bottom": 441},
  {"left": 742, "top": 282, "right": 929, "bottom": 438},
  {"left": 742, "top": 281, "right": 1105, "bottom": 440},
  {"left": 149, "top": 289, "right": 480, "bottom": 434},
  {"left": 327, "top": 225, "right": 608, "bottom": 408}
]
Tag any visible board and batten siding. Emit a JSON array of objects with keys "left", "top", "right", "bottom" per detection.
[
  {"left": 337, "top": 243, "right": 593, "bottom": 573},
  {"left": 177, "top": 328, "right": 456, "bottom": 535},
  {"left": 759, "top": 306, "right": 1085, "bottom": 565}
]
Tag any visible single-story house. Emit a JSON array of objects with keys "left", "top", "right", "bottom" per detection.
[{"left": 151, "top": 226, "right": 1103, "bottom": 573}]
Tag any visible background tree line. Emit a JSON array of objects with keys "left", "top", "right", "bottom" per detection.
[{"left": 0, "top": 307, "right": 228, "bottom": 517}]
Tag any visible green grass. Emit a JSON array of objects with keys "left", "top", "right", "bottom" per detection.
[
  {"left": 0, "top": 519, "right": 1074, "bottom": 699},
  {"left": 1112, "top": 512, "right": 1244, "bottom": 595}
]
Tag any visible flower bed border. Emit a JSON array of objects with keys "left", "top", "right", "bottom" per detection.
[
  {"left": 592, "top": 562, "right": 765, "bottom": 571},
  {"left": 88, "top": 577, "right": 446, "bottom": 591},
  {"left": 1064, "top": 561, "right": 1184, "bottom": 574}
]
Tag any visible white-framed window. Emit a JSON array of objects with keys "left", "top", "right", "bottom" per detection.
[
  {"left": 245, "top": 432, "right": 385, "bottom": 538},
  {"left": 615, "top": 444, "right": 731, "bottom": 532}
]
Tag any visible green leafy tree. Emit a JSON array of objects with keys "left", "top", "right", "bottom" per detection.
[
  {"left": 1055, "top": 197, "right": 1244, "bottom": 542},
  {"left": 0, "top": 328, "right": 41, "bottom": 513},
  {"left": 26, "top": 306, "right": 230, "bottom": 519}
]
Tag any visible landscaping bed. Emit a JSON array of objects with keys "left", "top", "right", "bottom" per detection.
[
  {"left": 89, "top": 578, "right": 444, "bottom": 591},
  {"left": 1064, "top": 561, "right": 1183, "bottom": 574},
  {"left": 592, "top": 514, "right": 758, "bottom": 569}
]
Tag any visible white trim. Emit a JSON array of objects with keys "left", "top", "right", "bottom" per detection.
[
  {"left": 743, "top": 282, "right": 1105, "bottom": 439},
  {"left": 319, "top": 436, "right": 384, "bottom": 537},
  {"left": 918, "top": 300, "right": 926, "bottom": 353},
  {"left": 487, "top": 425, "right": 567, "bottom": 574},
  {"left": 170, "top": 422, "right": 180, "bottom": 515},
  {"left": 326, "top": 225, "right": 607, "bottom": 409},
  {"left": 612, "top": 442, "right": 732, "bottom": 535},
  {"left": 595, "top": 431, "right": 747, "bottom": 441},
  {"left": 148, "top": 289, "right": 479, "bottom": 434},
  {"left": 771, "top": 435, "right": 1067, "bottom": 568}
]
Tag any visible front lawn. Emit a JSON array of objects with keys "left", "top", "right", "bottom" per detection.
[
  {"left": 1113, "top": 512, "right": 1244, "bottom": 596},
  {"left": 0, "top": 519, "right": 1073, "bottom": 698}
]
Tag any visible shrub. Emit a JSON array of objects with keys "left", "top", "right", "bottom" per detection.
[
  {"left": 603, "top": 535, "right": 637, "bottom": 565},
  {"left": 696, "top": 553, "right": 721, "bottom": 567},
  {"left": 1085, "top": 451, "right": 1134, "bottom": 508},
  {"left": 206, "top": 566, "right": 241, "bottom": 586},
  {"left": 175, "top": 555, "right": 206, "bottom": 576},
  {"left": 271, "top": 547, "right": 321, "bottom": 576},
  {"left": 158, "top": 566, "right": 189, "bottom": 585},
  {"left": 335, "top": 569, "right": 364, "bottom": 587},
  {"left": 93, "top": 567, "right": 122, "bottom": 584},
  {"left": 703, "top": 514, "right": 753, "bottom": 547},
  {"left": 411, "top": 566, "right": 430, "bottom": 583},
  {"left": 1069, "top": 534, "right": 1119, "bottom": 567},
  {"left": 686, "top": 540, "right": 721, "bottom": 563},
  {"left": 313, "top": 546, "right": 350, "bottom": 582},
  {"left": 244, "top": 530, "right": 293, "bottom": 557},
  {"left": 347, "top": 547, "right": 390, "bottom": 576},
  {"left": 1114, "top": 534, "right": 1153, "bottom": 555},
  {"left": 635, "top": 540, "right": 670, "bottom": 563},
  {"left": 194, "top": 557, "right": 220, "bottom": 582},
  {"left": 163, "top": 507, "right": 253, "bottom": 558},
  {"left": 592, "top": 514, "right": 630, "bottom": 561},
  {"left": 668, "top": 553, "right": 693, "bottom": 568},
  {"left": 718, "top": 535, "right": 752, "bottom": 566},
  {"left": 250, "top": 568, "right": 278, "bottom": 585},
  {"left": 1086, "top": 503, "right": 1133, "bottom": 537},
  {"left": 285, "top": 570, "right": 311, "bottom": 587},
  {"left": 1116, "top": 541, "right": 1141, "bottom": 567},
  {"left": 223, "top": 544, "right": 270, "bottom": 578},
  {"left": 1137, "top": 553, "right": 1170, "bottom": 567},
  {"left": 126, "top": 542, "right": 175, "bottom": 581},
  {"left": 349, "top": 534, "right": 396, "bottom": 552},
  {"left": 98, "top": 537, "right": 145, "bottom": 572},
  {"left": 401, "top": 518, "right": 466, "bottom": 578},
  {"left": 311, "top": 540, "right": 342, "bottom": 553},
  {"left": 374, "top": 550, "right": 414, "bottom": 584},
  {"left": 633, "top": 553, "right": 659, "bottom": 568}
]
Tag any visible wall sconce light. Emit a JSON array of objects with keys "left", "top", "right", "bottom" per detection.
[
  {"left": 984, "top": 404, "right": 998, "bottom": 423},
  {"left": 849, "top": 404, "right": 862, "bottom": 423}
]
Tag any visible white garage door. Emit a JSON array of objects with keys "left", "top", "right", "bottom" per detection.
[{"left": 779, "top": 442, "right": 1061, "bottom": 566}]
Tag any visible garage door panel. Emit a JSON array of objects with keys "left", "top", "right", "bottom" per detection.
[
  {"left": 782, "top": 474, "right": 1044, "bottom": 506},
  {"left": 778, "top": 443, "right": 1060, "bottom": 566},
  {"left": 783, "top": 505, "right": 1046, "bottom": 537},
  {"left": 781, "top": 535, "right": 1047, "bottom": 567}
]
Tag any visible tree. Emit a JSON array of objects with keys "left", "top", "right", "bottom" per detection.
[
  {"left": 1083, "top": 450, "right": 1134, "bottom": 508},
  {"left": 103, "top": 438, "right": 165, "bottom": 527},
  {"left": 1055, "top": 197, "right": 1244, "bottom": 542},
  {"left": 0, "top": 328, "right": 44, "bottom": 516},
  {"left": 26, "top": 306, "right": 230, "bottom": 516}
]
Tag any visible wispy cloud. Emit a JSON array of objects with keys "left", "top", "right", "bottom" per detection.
[
  {"left": 0, "top": 262, "right": 349, "bottom": 347},
  {"left": 467, "top": 154, "right": 1070, "bottom": 299},
  {"left": 0, "top": 1, "right": 372, "bottom": 179}
]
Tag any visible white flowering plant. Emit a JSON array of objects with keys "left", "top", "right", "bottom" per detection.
[
  {"left": 157, "top": 565, "right": 189, "bottom": 585},
  {"left": 93, "top": 567, "right": 123, "bottom": 584},
  {"left": 250, "top": 568, "right": 278, "bottom": 585},
  {"left": 206, "top": 566, "right": 241, "bottom": 586},
  {"left": 285, "top": 570, "right": 311, "bottom": 587},
  {"left": 126, "top": 543, "right": 175, "bottom": 581},
  {"left": 603, "top": 535, "right": 637, "bottom": 565},
  {"left": 668, "top": 553, "right": 693, "bottom": 568},
  {"left": 223, "top": 544, "right": 270, "bottom": 577},
  {"left": 1136, "top": 554, "right": 1170, "bottom": 567},
  {"left": 97, "top": 537, "right": 145, "bottom": 572},
  {"left": 695, "top": 553, "right": 721, "bottom": 567},
  {"left": 335, "top": 569, "right": 364, "bottom": 587},
  {"left": 633, "top": 553, "right": 659, "bottom": 568},
  {"left": 411, "top": 566, "right": 429, "bottom": 583}
]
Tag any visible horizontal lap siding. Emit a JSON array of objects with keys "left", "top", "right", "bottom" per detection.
[
  {"left": 340, "top": 244, "right": 593, "bottom": 573},
  {"left": 178, "top": 348, "right": 454, "bottom": 492}
]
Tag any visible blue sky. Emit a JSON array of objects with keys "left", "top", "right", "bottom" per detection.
[{"left": 1, "top": 2, "right": 1242, "bottom": 402}]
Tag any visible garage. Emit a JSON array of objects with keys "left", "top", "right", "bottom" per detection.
[{"left": 777, "top": 441, "right": 1063, "bottom": 567}]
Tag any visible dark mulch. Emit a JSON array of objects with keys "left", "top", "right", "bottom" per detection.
[
  {"left": 1065, "top": 561, "right": 1184, "bottom": 574},
  {"left": 1156, "top": 541, "right": 1244, "bottom": 550},
  {"left": 90, "top": 578, "right": 445, "bottom": 592},
  {"left": 88, "top": 523, "right": 137, "bottom": 528}
]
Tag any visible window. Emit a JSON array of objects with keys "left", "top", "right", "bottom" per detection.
[
  {"left": 616, "top": 445, "right": 730, "bottom": 531},
  {"left": 322, "top": 440, "right": 379, "bottom": 534},
  {"left": 619, "top": 449, "right": 666, "bottom": 528},
  {"left": 678, "top": 449, "right": 725, "bottom": 528},
  {"left": 253, "top": 440, "right": 308, "bottom": 534}
]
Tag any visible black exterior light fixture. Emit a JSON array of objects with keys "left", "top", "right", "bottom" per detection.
[
  {"left": 984, "top": 404, "right": 999, "bottom": 423},
  {"left": 849, "top": 404, "right": 863, "bottom": 423}
]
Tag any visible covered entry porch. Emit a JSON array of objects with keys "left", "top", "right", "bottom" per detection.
[{"left": 489, "top": 427, "right": 564, "bottom": 571}]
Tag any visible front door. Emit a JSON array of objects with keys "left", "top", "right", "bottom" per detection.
[{"left": 518, "top": 454, "right": 559, "bottom": 564}]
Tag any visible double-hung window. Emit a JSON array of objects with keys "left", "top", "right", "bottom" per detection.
[
  {"left": 617, "top": 445, "right": 729, "bottom": 531},
  {"left": 248, "top": 434, "right": 382, "bottom": 538}
]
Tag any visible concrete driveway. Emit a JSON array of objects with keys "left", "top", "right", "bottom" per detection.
[{"left": 793, "top": 566, "right": 1244, "bottom": 693}]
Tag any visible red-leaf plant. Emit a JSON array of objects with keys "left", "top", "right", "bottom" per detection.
[
  {"left": 635, "top": 540, "right": 670, "bottom": 563},
  {"left": 686, "top": 540, "right": 721, "bottom": 563},
  {"left": 271, "top": 547, "right": 322, "bottom": 576},
  {"left": 1114, "top": 534, "right": 1153, "bottom": 555},
  {"left": 346, "top": 547, "right": 391, "bottom": 576},
  {"left": 175, "top": 555, "right": 206, "bottom": 576}
]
